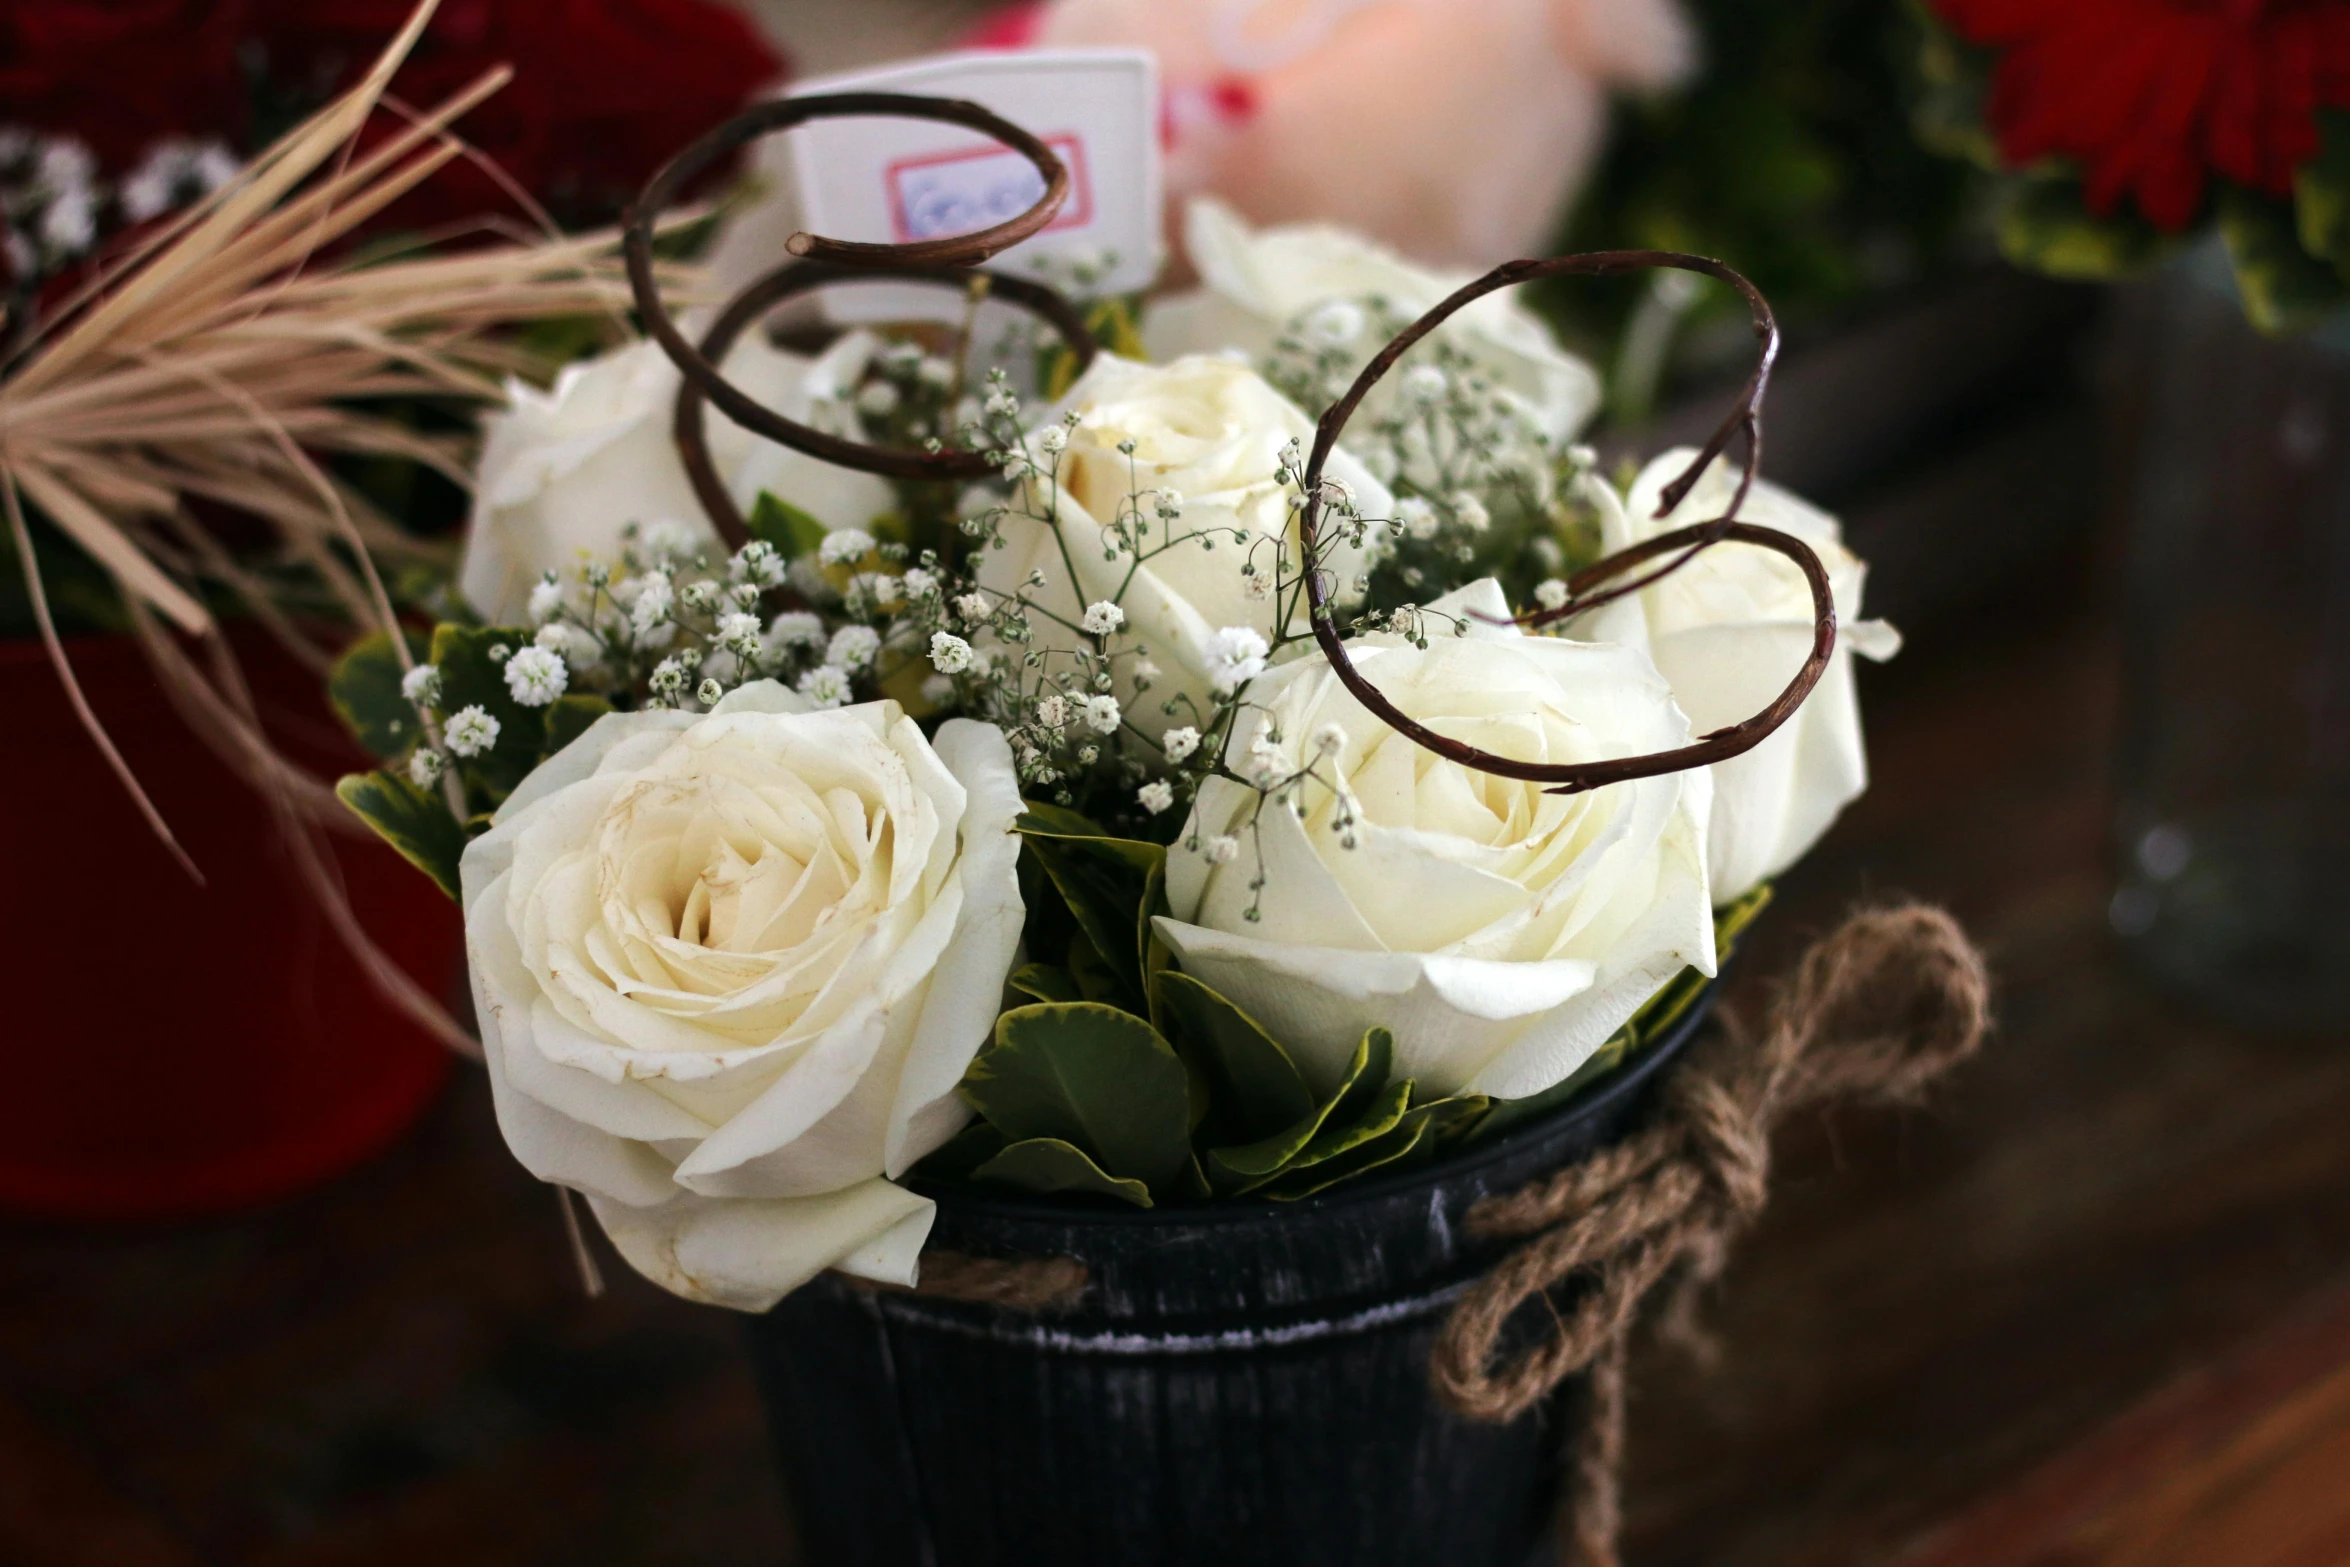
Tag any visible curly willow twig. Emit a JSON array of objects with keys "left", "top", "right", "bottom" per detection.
[
  {"left": 623, "top": 92, "right": 1100, "bottom": 545},
  {"left": 1298, "top": 251, "right": 1839, "bottom": 795}
]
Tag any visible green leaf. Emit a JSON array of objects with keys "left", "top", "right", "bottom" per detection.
[
  {"left": 1016, "top": 811, "right": 1165, "bottom": 1010},
  {"left": 1065, "top": 929, "right": 1124, "bottom": 1005},
  {"left": 913, "top": 1120, "right": 1011, "bottom": 1182},
  {"left": 1264, "top": 1090, "right": 1492, "bottom": 1202},
  {"left": 1008, "top": 962, "right": 1082, "bottom": 1005},
  {"left": 2221, "top": 184, "right": 2350, "bottom": 334},
  {"left": 1139, "top": 855, "right": 1174, "bottom": 1033},
  {"left": 972, "top": 1137, "right": 1153, "bottom": 1207},
  {"left": 335, "top": 769, "right": 467, "bottom": 899},
  {"left": 1156, "top": 971, "right": 1315, "bottom": 1141},
  {"left": 328, "top": 630, "right": 429, "bottom": 760},
  {"left": 429, "top": 624, "right": 549, "bottom": 804},
  {"left": 747, "top": 491, "right": 831, "bottom": 560},
  {"left": 961, "top": 1002, "right": 1194, "bottom": 1194},
  {"left": 1996, "top": 175, "right": 2176, "bottom": 282},
  {"left": 545, "top": 692, "right": 613, "bottom": 754},
  {"left": 1205, "top": 1026, "right": 1396, "bottom": 1193},
  {"left": 2294, "top": 109, "right": 2350, "bottom": 273}
]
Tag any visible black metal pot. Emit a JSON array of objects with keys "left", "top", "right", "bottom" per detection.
[{"left": 744, "top": 993, "right": 1711, "bottom": 1567}]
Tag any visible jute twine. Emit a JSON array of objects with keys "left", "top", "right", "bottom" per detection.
[{"left": 893, "top": 902, "right": 1991, "bottom": 1566}]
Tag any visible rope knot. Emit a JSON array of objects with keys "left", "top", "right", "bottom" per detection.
[{"left": 1430, "top": 902, "right": 1990, "bottom": 1567}]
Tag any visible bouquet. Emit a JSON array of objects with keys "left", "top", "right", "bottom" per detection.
[{"left": 330, "top": 96, "right": 1903, "bottom": 1314}]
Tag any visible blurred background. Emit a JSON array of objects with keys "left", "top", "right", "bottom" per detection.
[{"left": 4, "top": 0, "right": 2349, "bottom": 1562}]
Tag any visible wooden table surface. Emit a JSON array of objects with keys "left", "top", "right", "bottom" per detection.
[{"left": 7, "top": 581, "right": 2350, "bottom": 1567}]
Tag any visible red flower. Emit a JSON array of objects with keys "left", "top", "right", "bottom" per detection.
[
  {"left": 252, "top": 0, "right": 787, "bottom": 230},
  {"left": 0, "top": 1, "right": 253, "bottom": 164},
  {"left": 1933, "top": 0, "right": 2350, "bottom": 230}
]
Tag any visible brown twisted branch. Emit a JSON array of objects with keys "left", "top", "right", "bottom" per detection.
[
  {"left": 626, "top": 93, "right": 1096, "bottom": 518},
  {"left": 671, "top": 257, "right": 1098, "bottom": 547},
  {"left": 1297, "top": 251, "right": 1837, "bottom": 794}
]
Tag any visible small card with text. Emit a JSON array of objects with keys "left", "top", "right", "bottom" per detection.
[{"left": 781, "top": 49, "right": 1161, "bottom": 325}]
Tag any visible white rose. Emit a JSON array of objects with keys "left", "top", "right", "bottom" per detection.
[
  {"left": 458, "top": 682, "right": 1024, "bottom": 1311},
  {"left": 459, "top": 333, "right": 893, "bottom": 622},
  {"left": 1581, "top": 451, "right": 1903, "bottom": 904},
  {"left": 977, "top": 353, "right": 1391, "bottom": 741},
  {"left": 1156, "top": 580, "right": 1714, "bottom": 1102},
  {"left": 1142, "top": 198, "right": 1602, "bottom": 444}
]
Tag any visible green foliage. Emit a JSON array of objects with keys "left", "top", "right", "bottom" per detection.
[
  {"left": 1994, "top": 176, "right": 2177, "bottom": 282},
  {"left": 2220, "top": 186, "right": 2350, "bottom": 335},
  {"left": 334, "top": 769, "right": 468, "bottom": 899},
  {"left": 971, "top": 1138, "right": 1154, "bottom": 1207},
  {"left": 328, "top": 630, "right": 430, "bottom": 760},
  {"left": 2294, "top": 110, "right": 2350, "bottom": 274},
  {"left": 1157, "top": 971, "right": 1315, "bottom": 1143},
  {"left": 746, "top": 490, "right": 831, "bottom": 561},
  {"left": 545, "top": 692, "right": 614, "bottom": 755},
  {"left": 429, "top": 624, "right": 547, "bottom": 804},
  {"left": 1016, "top": 805, "right": 1168, "bottom": 1013},
  {"left": 962, "top": 1002, "right": 1197, "bottom": 1198}
]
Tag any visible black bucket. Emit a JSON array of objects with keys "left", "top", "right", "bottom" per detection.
[{"left": 744, "top": 993, "right": 1711, "bottom": 1567}]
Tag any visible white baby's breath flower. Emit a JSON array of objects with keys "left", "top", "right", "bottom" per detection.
[
  {"left": 954, "top": 592, "right": 992, "bottom": 624},
  {"left": 1081, "top": 600, "right": 1126, "bottom": 636},
  {"left": 1534, "top": 578, "right": 1570, "bottom": 611},
  {"left": 1082, "top": 694, "right": 1122, "bottom": 734},
  {"left": 827, "top": 625, "right": 881, "bottom": 671},
  {"left": 856, "top": 380, "right": 901, "bottom": 418},
  {"left": 1311, "top": 722, "right": 1347, "bottom": 757},
  {"left": 1162, "top": 726, "right": 1202, "bottom": 764},
  {"left": 1301, "top": 299, "right": 1367, "bottom": 349},
  {"left": 929, "top": 632, "right": 974, "bottom": 674},
  {"left": 629, "top": 572, "right": 675, "bottom": 635},
  {"left": 1401, "top": 364, "right": 1449, "bottom": 404},
  {"left": 1449, "top": 493, "right": 1490, "bottom": 532},
  {"left": 1035, "top": 694, "right": 1069, "bottom": 731},
  {"left": 766, "top": 611, "right": 826, "bottom": 652},
  {"left": 407, "top": 748, "right": 445, "bottom": 788},
  {"left": 1203, "top": 834, "right": 1240, "bottom": 865},
  {"left": 400, "top": 663, "right": 442, "bottom": 707},
  {"left": 921, "top": 673, "right": 957, "bottom": 706},
  {"left": 640, "top": 519, "right": 699, "bottom": 565},
  {"left": 819, "top": 529, "right": 876, "bottom": 566},
  {"left": 527, "top": 576, "right": 565, "bottom": 624},
  {"left": 716, "top": 612, "right": 763, "bottom": 654},
  {"left": 795, "top": 665, "right": 852, "bottom": 708},
  {"left": 504, "top": 645, "right": 569, "bottom": 707},
  {"left": 1397, "top": 497, "right": 1439, "bottom": 540},
  {"left": 1037, "top": 425, "right": 1068, "bottom": 455},
  {"left": 1137, "top": 780, "right": 1177, "bottom": 815},
  {"left": 444, "top": 705, "right": 501, "bottom": 757},
  {"left": 901, "top": 567, "right": 939, "bottom": 599},
  {"left": 1204, "top": 626, "right": 1270, "bottom": 694}
]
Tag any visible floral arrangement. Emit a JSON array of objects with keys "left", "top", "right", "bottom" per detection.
[
  {"left": 1915, "top": 0, "right": 2350, "bottom": 330},
  {"left": 328, "top": 103, "right": 1900, "bottom": 1311}
]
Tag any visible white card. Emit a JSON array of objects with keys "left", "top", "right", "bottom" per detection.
[{"left": 778, "top": 48, "right": 1162, "bottom": 325}]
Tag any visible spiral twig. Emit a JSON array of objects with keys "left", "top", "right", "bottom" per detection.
[{"left": 1297, "top": 251, "right": 1837, "bottom": 794}]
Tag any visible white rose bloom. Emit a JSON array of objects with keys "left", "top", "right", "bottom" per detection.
[
  {"left": 1157, "top": 580, "right": 1714, "bottom": 1102},
  {"left": 976, "top": 354, "right": 1391, "bottom": 741},
  {"left": 1579, "top": 452, "right": 1903, "bottom": 905},
  {"left": 460, "top": 334, "right": 893, "bottom": 623},
  {"left": 459, "top": 683, "right": 1024, "bottom": 1311},
  {"left": 1143, "top": 199, "right": 1602, "bottom": 444}
]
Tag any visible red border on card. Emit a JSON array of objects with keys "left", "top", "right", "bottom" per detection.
[{"left": 885, "top": 132, "right": 1093, "bottom": 245}]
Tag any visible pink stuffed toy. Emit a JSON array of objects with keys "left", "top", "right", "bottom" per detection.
[{"left": 969, "top": 0, "right": 1694, "bottom": 270}]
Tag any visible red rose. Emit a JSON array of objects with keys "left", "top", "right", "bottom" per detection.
[
  {"left": 0, "top": 0, "right": 252, "bottom": 164},
  {"left": 1934, "top": 0, "right": 2350, "bottom": 230},
  {"left": 251, "top": 0, "right": 786, "bottom": 230}
]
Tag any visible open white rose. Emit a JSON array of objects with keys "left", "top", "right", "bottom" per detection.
[
  {"left": 1580, "top": 452, "right": 1902, "bottom": 904},
  {"left": 1157, "top": 580, "right": 1714, "bottom": 1102},
  {"left": 1143, "top": 198, "right": 1602, "bottom": 444},
  {"left": 459, "top": 682, "right": 1023, "bottom": 1311},
  {"left": 459, "top": 334, "right": 893, "bottom": 622},
  {"left": 977, "top": 353, "right": 1391, "bottom": 741}
]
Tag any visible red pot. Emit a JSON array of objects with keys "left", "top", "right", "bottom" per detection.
[{"left": 0, "top": 629, "right": 460, "bottom": 1218}]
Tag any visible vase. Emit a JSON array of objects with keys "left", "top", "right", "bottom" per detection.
[
  {"left": 0, "top": 629, "right": 460, "bottom": 1218},
  {"left": 741, "top": 990, "right": 1712, "bottom": 1567},
  {"left": 2109, "top": 245, "right": 2350, "bottom": 1029}
]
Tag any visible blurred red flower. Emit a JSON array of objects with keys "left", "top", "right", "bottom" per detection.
[
  {"left": 1934, "top": 0, "right": 2350, "bottom": 230},
  {"left": 1, "top": 0, "right": 784, "bottom": 229},
  {"left": 0, "top": 0, "right": 252, "bottom": 165}
]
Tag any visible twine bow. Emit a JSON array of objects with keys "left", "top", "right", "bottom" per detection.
[{"left": 1429, "top": 902, "right": 1992, "bottom": 1566}]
